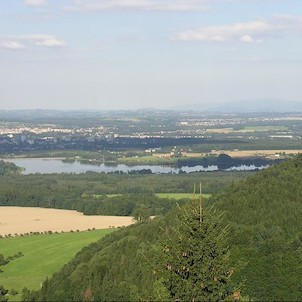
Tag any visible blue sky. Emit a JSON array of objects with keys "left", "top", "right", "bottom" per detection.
[{"left": 0, "top": 0, "right": 301, "bottom": 110}]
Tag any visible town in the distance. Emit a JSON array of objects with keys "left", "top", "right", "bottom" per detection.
[{"left": 1, "top": 109, "right": 301, "bottom": 169}]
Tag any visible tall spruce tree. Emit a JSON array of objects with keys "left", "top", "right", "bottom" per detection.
[{"left": 153, "top": 197, "right": 236, "bottom": 301}]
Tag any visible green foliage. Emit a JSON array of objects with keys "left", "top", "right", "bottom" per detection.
[
  {"left": 212, "top": 154, "right": 302, "bottom": 300},
  {"left": 0, "top": 254, "right": 8, "bottom": 266},
  {"left": 0, "top": 286, "right": 8, "bottom": 302},
  {"left": 0, "top": 161, "right": 21, "bottom": 176},
  {"left": 30, "top": 202, "right": 236, "bottom": 301},
  {"left": 132, "top": 205, "right": 151, "bottom": 222},
  {"left": 153, "top": 204, "right": 233, "bottom": 301},
  {"left": 8, "top": 288, "right": 18, "bottom": 296},
  {"left": 81, "top": 193, "right": 184, "bottom": 217},
  {"left": 0, "top": 171, "right": 248, "bottom": 216},
  {"left": 33, "top": 220, "right": 165, "bottom": 301}
]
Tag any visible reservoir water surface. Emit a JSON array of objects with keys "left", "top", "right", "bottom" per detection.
[{"left": 5, "top": 158, "right": 268, "bottom": 174}]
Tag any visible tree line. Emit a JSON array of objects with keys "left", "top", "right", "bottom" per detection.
[{"left": 0, "top": 170, "right": 249, "bottom": 216}]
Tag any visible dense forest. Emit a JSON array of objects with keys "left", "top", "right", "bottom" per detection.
[
  {"left": 22, "top": 155, "right": 302, "bottom": 301},
  {"left": 212, "top": 156, "right": 302, "bottom": 300},
  {"left": 0, "top": 160, "right": 21, "bottom": 176},
  {"left": 0, "top": 169, "right": 249, "bottom": 216}
]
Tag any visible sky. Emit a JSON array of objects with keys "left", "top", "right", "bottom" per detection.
[{"left": 0, "top": 0, "right": 301, "bottom": 110}]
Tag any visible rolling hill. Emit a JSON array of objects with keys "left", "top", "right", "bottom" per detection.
[{"left": 24, "top": 155, "right": 302, "bottom": 301}]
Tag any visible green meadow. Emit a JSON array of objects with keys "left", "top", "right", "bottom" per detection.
[
  {"left": 155, "top": 193, "right": 211, "bottom": 199},
  {"left": 0, "top": 229, "right": 114, "bottom": 299},
  {"left": 91, "top": 193, "right": 211, "bottom": 200},
  {"left": 82, "top": 193, "right": 210, "bottom": 200},
  {"left": 117, "top": 155, "right": 176, "bottom": 164}
]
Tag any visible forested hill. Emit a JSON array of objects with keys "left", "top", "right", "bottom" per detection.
[
  {"left": 215, "top": 154, "right": 302, "bottom": 238},
  {"left": 25, "top": 219, "right": 165, "bottom": 301},
  {"left": 25, "top": 155, "right": 302, "bottom": 301},
  {"left": 212, "top": 154, "right": 302, "bottom": 300},
  {"left": 24, "top": 203, "right": 236, "bottom": 302}
]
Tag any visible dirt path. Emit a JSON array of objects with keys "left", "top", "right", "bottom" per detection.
[{"left": 0, "top": 207, "right": 134, "bottom": 236}]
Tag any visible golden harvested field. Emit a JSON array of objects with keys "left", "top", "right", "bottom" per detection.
[
  {"left": 165, "top": 150, "right": 302, "bottom": 158},
  {"left": 0, "top": 207, "right": 134, "bottom": 236},
  {"left": 209, "top": 149, "right": 302, "bottom": 158},
  {"left": 204, "top": 128, "right": 233, "bottom": 133}
]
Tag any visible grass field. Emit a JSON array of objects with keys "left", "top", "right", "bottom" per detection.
[
  {"left": 204, "top": 126, "right": 288, "bottom": 133},
  {"left": 117, "top": 155, "right": 177, "bottom": 165},
  {"left": 155, "top": 193, "right": 211, "bottom": 199},
  {"left": 0, "top": 229, "right": 114, "bottom": 299},
  {"left": 86, "top": 193, "right": 211, "bottom": 200}
]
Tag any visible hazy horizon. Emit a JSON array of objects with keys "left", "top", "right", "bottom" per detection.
[{"left": 1, "top": 0, "right": 302, "bottom": 110}]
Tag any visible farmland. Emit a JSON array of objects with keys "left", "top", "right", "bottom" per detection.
[
  {"left": 0, "top": 229, "right": 114, "bottom": 300},
  {"left": 0, "top": 207, "right": 133, "bottom": 300},
  {"left": 0, "top": 207, "right": 134, "bottom": 236},
  {"left": 205, "top": 149, "right": 302, "bottom": 158}
]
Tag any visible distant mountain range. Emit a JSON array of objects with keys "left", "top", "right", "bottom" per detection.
[
  {"left": 1, "top": 99, "right": 302, "bottom": 115},
  {"left": 171, "top": 99, "right": 302, "bottom": 113}
]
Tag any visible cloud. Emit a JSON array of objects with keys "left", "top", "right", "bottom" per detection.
[
  {"left": 0, "top": 41, "right": 26, "bottom": 50},
  {"left": 172, "top": 15, "right": 302, "bottom": 42},
  {"left": 64, "top": 0, "right": 210, "bottom": 12},
  {"left": 24, "top": 0, "right": 46, "bottom": 6},
  {"left": 0, "top": 34, "right": 66, "bottom": 50},
  {"left": 25, "top": 34, "right": 66, "bottom": 47},
  {"left": 62, "top": 0, "right": 285, "bottom": 13},
  {"left": 240, "top": 35, "right": 254, "bottom": 43}
]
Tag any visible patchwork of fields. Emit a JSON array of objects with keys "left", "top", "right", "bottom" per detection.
[{"left": 0, "top": 196, "right": 187, "bottom": 299}]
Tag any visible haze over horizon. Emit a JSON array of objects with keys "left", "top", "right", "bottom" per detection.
[{"left": 1, "top": 0, "right": 301, "bottom": 111}]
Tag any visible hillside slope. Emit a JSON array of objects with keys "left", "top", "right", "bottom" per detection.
[
  {"left": 213, "top": 155, "right": 302, "bottom": 300},
  {"left": 26, "top": 220, "right": 165, "bottom": 301},
  {"left": 28, "top": 155, "right": 302, "bottom": 301},
  {"left": 26, "top": 205, "right": 236, "bottom": 301}
]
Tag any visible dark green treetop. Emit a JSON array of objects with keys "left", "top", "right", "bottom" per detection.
[{"left": 153, "top": 199, "right": 237, "bottom": 302}]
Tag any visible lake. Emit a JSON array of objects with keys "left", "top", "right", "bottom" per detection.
[{"left": 4, "top": 158, "right": 268, "bottom": 174}]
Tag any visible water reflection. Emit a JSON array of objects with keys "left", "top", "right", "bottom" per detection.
[{"left": 5, "top": 158, "right": 268, "bottom": 175}]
